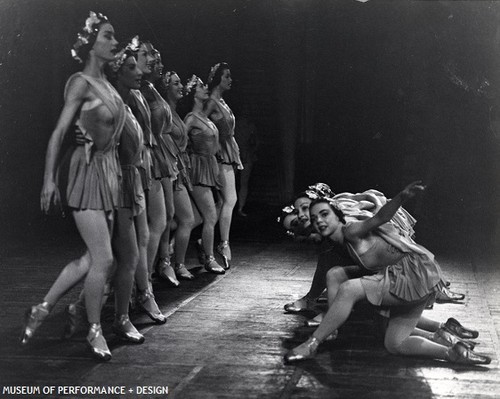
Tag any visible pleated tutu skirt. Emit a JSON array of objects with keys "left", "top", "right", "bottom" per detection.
[
  {"left": 218, "top": 136, "right": 243, "bottom": 170},
  {"left": 120, "top": 165, "right": 145, "bottom": 216},
  {"left": 138, "top": 146, "right": 153, "bottom": 191},
  {"left": 173, "top": 151, "right": 193, "bottom": 192},
  {"left": 361, "top": 251, "right": 446, "bottom": 306},
  {"left": 151, "top": 135, "right": 178, "bottom": 180},
  {"left": 66, "top": 146, "right": 121, "bottom": 211},
  {"left": 189, "top": 153, "right": 222, "bottom": 189}
]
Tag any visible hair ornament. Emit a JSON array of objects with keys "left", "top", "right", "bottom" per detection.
[
  {"left": 185, "top": 74, "right": 202, "bottom": 94},
  {"left": 207, "top": 62, "right": 221, "bottom": 84},
  {"left": 304, "top": 189, "right": 320, "bottom": 200},
  {"left": 307, "top": 183, "right": 335, "bottom": 199},
  {"left": 276, "top": 204, "right": 295, "bottom": 224},
  {"left": 163, "top": 71, "right": 172, "bottom": 85},
  {"left": 109, "top": 35, "right": 140, "bottom": 72},
  {"left": 71, "top": 11, "right": 109, "bottom": 63},
  {"left": 304, "top": 182, "right": 342, "bottom": 212},
  {"left": 282, "top": 205, "right": 295, "bottom": 214}
]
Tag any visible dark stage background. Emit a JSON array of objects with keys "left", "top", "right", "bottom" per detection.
[{"left": 1, "top": 0, "right": 499, "bottom": 248}]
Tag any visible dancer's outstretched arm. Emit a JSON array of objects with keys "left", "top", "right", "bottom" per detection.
[{"left": 345, "top": 181, "right": 425, "bottom": 240}]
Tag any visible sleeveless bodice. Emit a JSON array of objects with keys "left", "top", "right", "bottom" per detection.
[
  {"left": 210, "top": 99, "right": 243, "bottom": 169},
  {"left": 63, "top": 73, "right": 126, "bottom": 211},
  {"left": 170, "top": 110, "right": 192, "bottom": 190},
  {"left": 69, "top": 73, "right": 125, "bottom": 155},
  {"left": 170, "top": 112, "right": 189, "bottom": 152},
  {"left": 212, "top": 100, "right": 235, "bottom": 141},
  {"left": 139, "top": 81, "right": 178, "bottom": 179},
  {"left": 118, "top": 106, "right": 145, "bottom": 215},
  {"left": 119, "top": 106, "right": 143, "bottom": 167},
  {"left": 346, "top": 232, "right": 405, "bottom": 272},
  {"left": 141, "top": 82, "right": 172, "bottom": 138},
  {"left": 128, "top": 89, "right": 154, "bottom": 147},
  {"left": 185, "top": 112, "right": 221, "bottom": 189},
  {"left": 188, "top": 113, "right": 220, "bottom": 157}
]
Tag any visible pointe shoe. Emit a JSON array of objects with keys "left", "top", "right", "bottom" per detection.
[
  {"left": 447, "top": 342, "right": 491, "bottom": 365},
  {"left": 204, "top": 256, "right": 225, "bottom": 274},
  {"left": 284, "top": 337, "right": 320, "bottom": 363},
  {"left": 157, "top": 258, "right": 180, "bottom": 287},
  {"left": 112, "top": 315, "right": 145, "bottom": 344},
  {"left": 195, "top": 239, "right": 206, "bottom": 265},
  {"left": 237, "top": 209, "right": 248, "bottom": 217},
  {"left": 284, "top": 296, "right": 315, "bottom": 313},
  {"left": 436, "top": 286, "right": 465, "bottom": 303},
  {"left": 87, "top": 324, "right": 111, "bottom": 361},
  {"left": 325, "top": 330, "right": 338, "bottom": 342},
  {"left": 175, "top": 263, "right": 194, "bottom": 280},
  {"left": 63, "top": 303, "right": 88, "bottom": 340},
  {"left": 20, "top": 303, "right": 50, "bottom": 345},
  {"left": 443, "top": 317, "right": 479, "bottom": 339},
  {"left": 137, "top": 290, "right": 167, "bottom": 324},
  {"left": 304, "top": 314, "right": 323, "bottom": 328},
  {"left": 217, "top": 241, "right": 231, "bottom": 270},
  {"left": 432, "top": 327, "right": 476, "bottom": 350}
]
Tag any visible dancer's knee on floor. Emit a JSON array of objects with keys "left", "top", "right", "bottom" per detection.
[{"left": 384, "top": 335, "right": 411, "bottom": 355}]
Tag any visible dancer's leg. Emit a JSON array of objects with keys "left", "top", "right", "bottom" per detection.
[
  {"left": 158, "top": 178, "right": 175, "bottom": 259},
  {"left": 285, "top": 279, "right": 366, "bottom": 362},
  {"left": 217, "top": 164, "right": 237, "bottom": 255},
  {"left": 383, "top": 299, "right": 448, "bottom": 359},
  {"left": 191, "top": 186, "right": 217, "bottom": 257},
  {"left": 237, "top": 161, "right": 252, "bottom": 215},
  {"left": 111, "top": 208, "right": 144, "bottom": 343},
  {"left": 146, "top": 179, "right": 167, "bottom": 278},
  {"left": 312, "top": 279, "right": 366, "bottom": 341},
  {"left": 73, "top": 210, "right": 114, "bottom": 325},
  {"left": 191, "top": 185, "right": 224, "bottom": 273},
  {"left": 303, "top": 265, "right": 364, "bottom": 325},
  {"left": 113, "top": 208, "right": 139, "bottom": 317},
  {"left": 44, "top": 252, "right": 91, "bottom": 306},
  {"left": 134, "top": 210, "right": 150, "bottom": 292},
  {"left": 416, "top": 316, "right": 441, "bottom": 332},
  {"left": 172, "top": 185, "right": 196, "bottom": 265}
]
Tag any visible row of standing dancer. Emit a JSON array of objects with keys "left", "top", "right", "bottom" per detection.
[
  {"left": 279, "top": 183, "right": 492, "bottom": 365},
  {"left": 20, "top": 12, "right": 242, "bottom": 361}
]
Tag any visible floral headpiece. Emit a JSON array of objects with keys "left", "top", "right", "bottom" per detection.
[
  {"left": 71, "top": 11, "right": 109, "bottom": 63},
  {"left": 278, "top": 183, "right": 337, "bottom": 228},
  {"left": 109, "top": 36, "right": 140, "bottom": 72},
  {"left": 305, "top": 182, "right": 335, "bottom": 200},
  {"left": 276, "top": 205, "right": 296, "bottom": 224},
  {"left": 163, "top": 71, "right": 173, "bottom": 85},
  {"left": 185, "top": 75, "right": 202, "bottom": 94},
  {"left": 306, "top": 183, "right": 341, "bottom": 211},
  {"left": 207, "top": 63, "right": 221, "bottom": 84}
]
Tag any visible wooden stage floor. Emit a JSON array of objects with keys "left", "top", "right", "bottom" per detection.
[{"left": 0, "top": 218, "right": 499, "bottom": 398}]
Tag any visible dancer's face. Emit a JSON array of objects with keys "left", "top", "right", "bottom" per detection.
[
  {"left": 220, "top": 69, "right": 232, "bottom": 91},
  {"left": 282, "top": 213, "right": 313, "bottom": 238},
  {"left": 137, "top": 43, "right": 155, "bottom": 75},
  {"left": 293, "top": 197, "right": 312, "bottom": 228},
  {"left": 151, "top": 51, "right": 163, "bottom": 82},
  {"left": 92, "top": 23, "right": 118, "bottom": 62},
  {"left": 194, "top": 81, "right": 209, "bottom": 101},
  {"left": 167, "top": 73, "right": 183, "bottom": 102},
  {"left": 118, "top": 55, "right": 142, "bottom": 90},
  {"left": 310, "top": 203, "right": 341, "bottom": 238}
]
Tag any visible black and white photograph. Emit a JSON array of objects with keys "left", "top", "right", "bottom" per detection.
[{"left": 1, "top": 0, "right": 499, "bottom": 398}]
